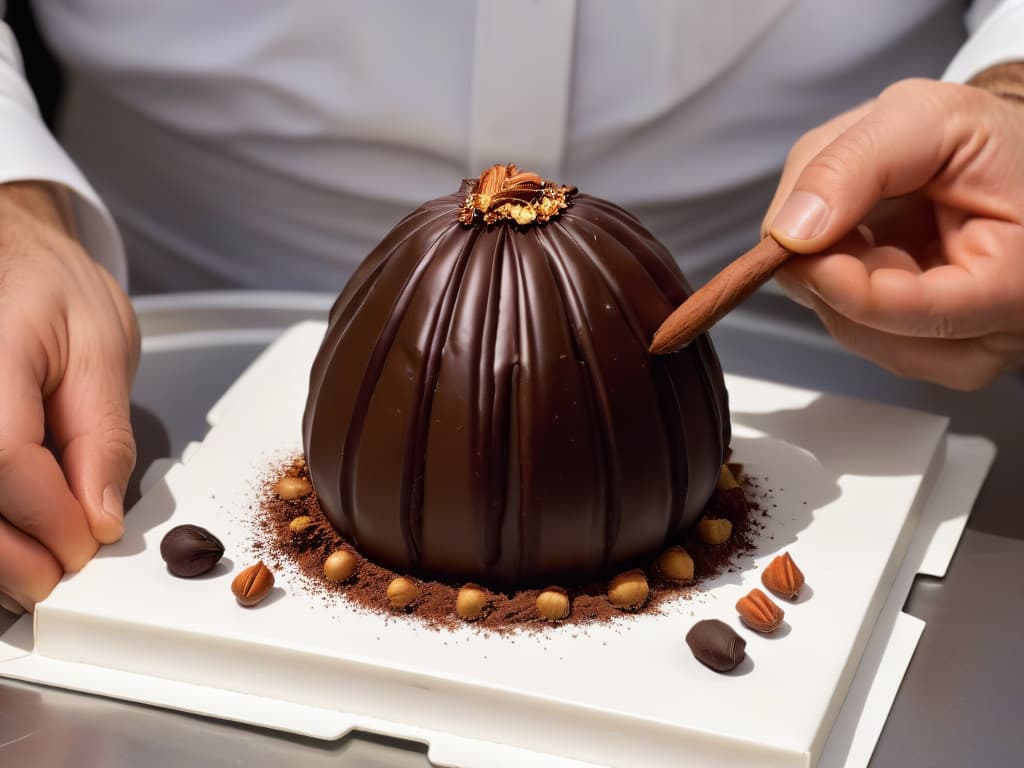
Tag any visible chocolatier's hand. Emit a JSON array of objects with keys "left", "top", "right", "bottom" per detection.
[
  {"left": 763, "top": 73, "right": 1024, "bottom": 390},
  {"left": 0, "top": 182, "right": 139, "bottom": 613}
]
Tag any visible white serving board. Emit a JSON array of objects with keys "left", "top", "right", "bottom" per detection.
[{"left": 0, "top": 322, "right": 995, "bottom": 768}]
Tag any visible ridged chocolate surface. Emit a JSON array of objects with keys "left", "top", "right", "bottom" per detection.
[{"left": 303, "top": 188, "right": 730, "bottom": 588}]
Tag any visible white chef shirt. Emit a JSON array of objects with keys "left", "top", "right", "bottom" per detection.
[{"left": 0, "top": 1, "right": 1022, "bottom": 294}]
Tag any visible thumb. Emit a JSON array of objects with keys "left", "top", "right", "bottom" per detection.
[
  {"left": 48, "top": 358, "right": 137, "bottom": 545},
  {"left": 769, "top": 79, "right": 963, "bottom": 254}
]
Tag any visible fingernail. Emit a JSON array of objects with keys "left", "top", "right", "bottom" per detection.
[
  {"left": 102, "top": 484, "right": 125, "bottom": 526},
  {"left": 771, "top": 190, "right": 829, "bottom": 241},
  {"left": 0, "top": 591, "right": 25, "bottom": 616}
]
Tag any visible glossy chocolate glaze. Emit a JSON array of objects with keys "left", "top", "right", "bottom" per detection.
[{"left": 303, "top": 184, "right": 730, "bottom": 588}]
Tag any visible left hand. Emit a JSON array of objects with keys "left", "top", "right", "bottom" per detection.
[
  {"left": 763, "top": 76, "right": 1024, "bottom": 391},
  {"left": 0, "top": 182, "right": 139, "bottom": 614}
]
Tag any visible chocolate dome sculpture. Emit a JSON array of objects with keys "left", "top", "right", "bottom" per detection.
[{"left": 303, "top": 164, "right": 730, "bottom": 588}]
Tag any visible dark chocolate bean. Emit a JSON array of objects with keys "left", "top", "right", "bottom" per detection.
[
  {"left": 686, "top": 618, "right": 746, "bottom": 672},
  {"left": 160, "top": 524, "right": 225, "bottom": 578}
]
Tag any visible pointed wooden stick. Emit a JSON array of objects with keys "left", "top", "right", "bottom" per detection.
[{"left": 649, "top": 236, "right": 794, "bottom": 354}]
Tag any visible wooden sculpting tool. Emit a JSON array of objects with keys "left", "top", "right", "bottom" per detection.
[{"left": 649, "top": 236, "right": 793, "bottom": 354}]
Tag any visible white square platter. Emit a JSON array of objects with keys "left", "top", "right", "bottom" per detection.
[{"left": 0, "top": 321, "right": 994, "bottom": 768}]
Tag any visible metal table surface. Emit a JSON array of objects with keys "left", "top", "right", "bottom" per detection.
[{"left": 0, "top": 290, "right": 1020, "bottom": 768}]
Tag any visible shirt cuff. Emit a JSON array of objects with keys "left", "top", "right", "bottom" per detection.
[
  {"left": 944, "top": 0, "right": 1024, "bottom": 82},
  {"left": 0, "top": 27, "right": 126, "bottom": 286}
]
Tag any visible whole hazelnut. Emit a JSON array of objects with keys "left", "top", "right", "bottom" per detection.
[
  {"left": 231, "top": 561, "right": 275, "bottom": 607},
  {"left": 736, "top": 588, "right": 785, "bottom": 633},
  {"left": 607, "top": 569, "right": 649, "bottom": 610},
  {"left": 387, "top": 577, "right": 420, "bottom": 610},
  {"left": 536, "top": 586, "right": 570, "bottom": 621},
  {"left": 274, "top": 476, "right": 312, "bottom": 500},
  {"left": 455, "top": 584, "right": 489, "bottom": 621},
  {"left": 288, "top": 515, "right": 313, "bottom": 532},
  {"left": 761, "top": 551, "right": 805, "bottom": 599},
  {"left": 716, "top": 464, "right": 739, "bottom": 491},
  {"left": 698, "top": 517, "right": 733, "bottom": 546},
  {"left": 323, "top": 549, "right": 358, "bottom": 582},
  {"left": 656, "top": 546, "right": 695, "bottom": 583}
]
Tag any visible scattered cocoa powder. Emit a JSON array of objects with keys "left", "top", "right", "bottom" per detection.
[{"left": 249, "top": 456, "right": 768, "bottom": 632}]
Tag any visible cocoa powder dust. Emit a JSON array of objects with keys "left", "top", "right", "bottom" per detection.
[{"left": 250, "top": 457, "right": 767, "bottom": 633}]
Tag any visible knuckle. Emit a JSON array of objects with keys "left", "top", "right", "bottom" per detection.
[
  {"left": 879, "top": 77, "right": 928, "bottom": 100},
  {"left": 879, "top": 77, "right": 941, "bottom": 105},
  {"left": 92, "top": 263, "right": 140, "bottom": 367},
  {"left": 103, "top": 422, "right": 138, "bottom": 471},
  {"left": 806, "top": 129, "right": 884, "bottom": 199},
  {"left": 882, "top": 78, "right": 975, "bottom": 119},
  {"left": 88, "top": 414, "right": 137, "bottom": 472},
  {"left": 934, "top": 79, "right": 981, "bottom": 110},
  {"left": 813, "top": 134, "right": 872, "bottom": 181}
]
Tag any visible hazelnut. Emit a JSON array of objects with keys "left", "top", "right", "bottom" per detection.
[
  {"left": 387, "top": 577, "right": 420, "bottom": 610},
  {"left": 761, "top": 551, "right": 805, "bottom": 599},
  {"left": 656, "top": 546, "right": 695, "bottom": 583},
  {"left": 323, "top": 549, "right": 358, "bottom": 582},
  {"left": 698, "top": 517, "right": 733, "bottom": 546},
  {"left": 274, "top": 476, "right": 312, "bottom": 500},
  {"left": 736, "top": 588, "right": 785, "bottom": 633},
  {"left": 455, "top": 584, "right": 489, "bottom": 621},
  {"left": 288, "top": 515, "right": 313, "bottom": 532},
  {"left": 716, "top": 464, "right": 739, "bottom": 491},
  {"left": 536, "top": 586, "right": 570, "bottom": 621},
  {"left": 607, "top": 569, "right": 649, "bottom": 610},
  {"left": 231, "top": 561, "right": 275, "bottom": 607}
]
